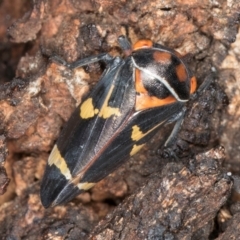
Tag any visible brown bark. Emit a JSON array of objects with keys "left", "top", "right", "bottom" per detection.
[{"left": 0, "top": 0, "right": 239, "bottom": 239}]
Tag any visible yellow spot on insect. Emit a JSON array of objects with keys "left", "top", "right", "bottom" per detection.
[
  {"left": 77, "top": 182, "right": 95, "bottom": 190},
  {"left": 131, "top": 125, "right": 144, "bottom": 141},
  {"left": 130, "top": 144, "right": 145, "bottom": 156},
  {"left": 48, "top": 145, "right": 72, "bottom": 180},
  {"left": 131, "top": 121, "right": 167, "bottom": 142},
  {"left": 99, "top": 84, "right": 121, "bottom": 119},
  {"left": 80, "top": 98, "right": 99, "bottom": 119}
]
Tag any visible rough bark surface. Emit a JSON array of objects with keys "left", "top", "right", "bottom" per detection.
[
  {"left": 0, "top": 0, "right": 239, "bottom": 239},
  {"left": 91, "top": 147, "right": 231, "bottom": 240}
]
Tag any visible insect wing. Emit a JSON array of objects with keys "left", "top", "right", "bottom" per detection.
[
  {"left": 40, "top": 58, "right": 136, "bottom": 207},
  {"left": 79, "top": 101, "right": 184, "bottom": 184}
]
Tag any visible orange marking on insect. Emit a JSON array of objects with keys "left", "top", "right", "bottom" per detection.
[
  {"left": 135, "top": 69, "right": 148, "bottom": 94},
  {"left": 176, "top": 63, "right": 188, "bottom": 82},
  {"left": 153, "top": 51, "right": 171, "bottom": 63},
  {"left": 133, "top": 39, "right": 153, "bottom": 51},
  {"left": 135, "top": 94, "right": 177, "bottom": 111},
  {"left": 190, "top": 76, "right": 197, "bottom": 94},
  {"left": 135, "top": 69, "right": 177, "bottom": 111}
]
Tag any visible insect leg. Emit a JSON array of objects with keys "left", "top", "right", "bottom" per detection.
[
  {"left": 164, "top": 108, "right": 186, "bottom": 148},
  {"left": 50, "top": 53, "right": 114, "bottom": 69},
  {"left": 190, "top": 74, "right": 214, "bottom": 100},
  {"left": 118, "top": 35, "right": 132, "bottom": 55},
  {"left": 160, "top": 109, "right": 186, "bottom": 160}
]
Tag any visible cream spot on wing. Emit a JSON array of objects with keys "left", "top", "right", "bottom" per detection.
[
  {"left": 131, "top": 120, "right": 167, "bottom": 142},
  {"left": 48, "top": 145, "right": 72, "bottom": 180},
  {"left": 131, "top": 125, "right": 144, "bottom": 141},
  {"left": 98, "top": 84, "right": 121, "bottom": 119},
  {"left": 130, "top": 144, "right": 145, "bottom": 156},
  {"left": 77, "top": 182, "right": 95, "bottom": 190},
  {"left": 80, "top": 98, "right": 99, "bottom": 119}
]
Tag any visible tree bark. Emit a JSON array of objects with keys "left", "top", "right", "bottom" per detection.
[{"left": 0, "top": 0, "right": 239, "bottom": 239}]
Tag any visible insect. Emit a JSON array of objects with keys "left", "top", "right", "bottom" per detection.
[{"left": 40, "top": 35, "right": 197, "bottom": 208}]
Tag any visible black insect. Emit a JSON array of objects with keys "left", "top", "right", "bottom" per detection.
[{"left": 40, "top": 36, "right": 197, "bottom": 208}]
